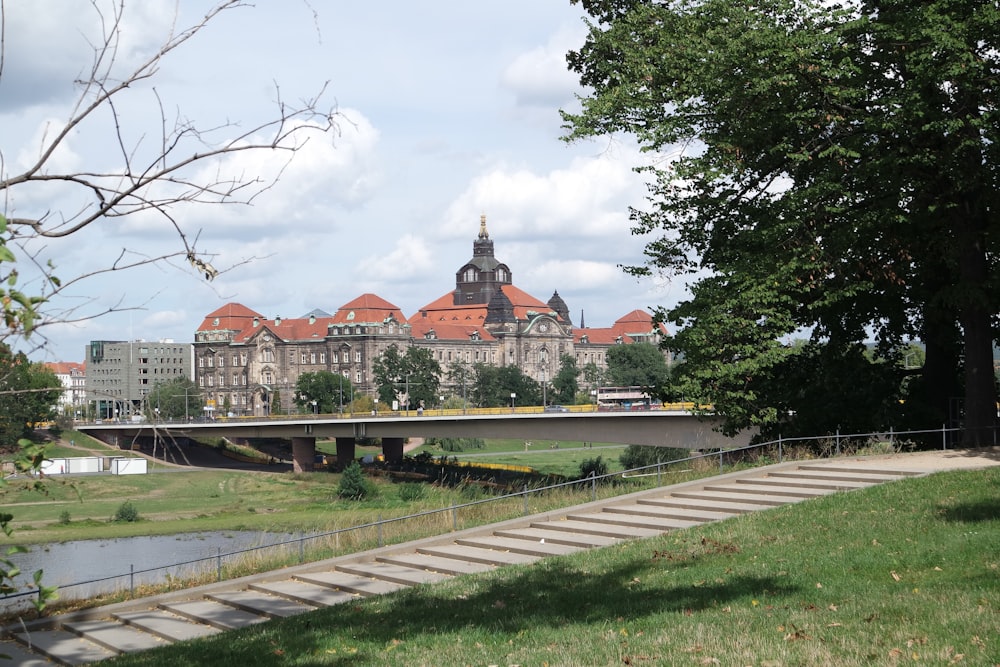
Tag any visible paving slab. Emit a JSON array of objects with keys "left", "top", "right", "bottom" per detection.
[
  {"left": 0, "top": 639, "right": 55, "bottom": 666},
  {"left": 566, "top": 510, "right": 703, "bottom": 531},
  {"left": 417, "top": 544, "right": 541, "bottom": 567},
  {"left": 613, "top": 503, "right": 738, "bottom": 523},
  {"left": 746, "top": 476, "right": 875, "bottom": 491},
  {"left": 161, "top": 599, "right": 269, "bottom": 630},
  {"left": 769, "top": 469, "right": 906, "bottom": 484},
  {"left": 715, "top": 482, "right": 828, "bottom": 498},
  {"left": 13, "top": 629, "right": 116, "bottom": 665},
  {"left": 530, "top": 518, "right": 662, "bottom": 540},
  {"left": 249, "top": 579, "right": 357, "bottom": 607},
  {"left": 638, "top": 496, "right": 763, "bottom": 514},
  {"left": 294, "top": 571, "right": 410, "bottom": 597},
  {"left": 377, "top": 552, "right": 496, "bottom": 576},
  {"left": 671, "top": 489, "right": 790, "bottom": 507},
  {"left": 492, "top": 526, "right": 621, "bottom": 548},
  {"left": 114, "top": 608, "right": 221, "bottom": 642},
  {"left": 207, "top": 589, "right": 317, "bottom": 618},
  {"left": 456, "top": 534, "right": 585, "bottom": 558},
  {"left": 63, "top": 618, "right": 166, "bottom": 653},
  {"left": 335, "top": 561, "right": 453, "bottom": 586}
]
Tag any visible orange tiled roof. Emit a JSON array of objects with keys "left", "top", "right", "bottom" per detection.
[
  {"left": 575, "top": 309, "right": 667, "bottom": 344},
  {"left": 45, "top": 361, "right": 86, "bottom": 375},
  {"left": 330, "top": 294, "right": 406, "bottom": 325},
  {"left": 197, "top": 303, "right": 264, "bottom": 333},
  {"left": 409, "top": 285, "right": 561, "bottom": 326}
]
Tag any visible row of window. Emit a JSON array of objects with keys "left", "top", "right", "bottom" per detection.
[{"left": 198, "top": 349, "right": 365, "bottom": 368}]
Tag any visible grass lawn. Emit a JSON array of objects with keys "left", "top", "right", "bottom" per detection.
[{"left": 100, "top": 466, "right": 1000, "bottom": 666}]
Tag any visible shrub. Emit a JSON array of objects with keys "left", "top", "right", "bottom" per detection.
[
  {"left": 618, "top": 445, "right": 688, "bottom": 472},
  {"left": 398, "top": 483, "right": 426, "bottom": 502},
  {"left": 58, "top": 510, "right": 71, "bottom": 525},
  {"left": 113, "top": 501, "right": 140, "bottom": 522},
  {"left": 579, "top": 456, "right": 609, "bottom": 480},
  {"left": 337, "top": 461, "right": 372, "bottom": 500}
]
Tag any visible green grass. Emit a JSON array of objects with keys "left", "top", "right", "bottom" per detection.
[{"left": 101, "top": 467, "right": 1000, "bottom": 666}]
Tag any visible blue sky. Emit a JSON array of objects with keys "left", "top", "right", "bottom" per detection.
[{"left": 1, "top": 1, "right": 686, "bottom": 363}]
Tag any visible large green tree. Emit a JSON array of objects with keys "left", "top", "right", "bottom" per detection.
[
  {"left": 605, "top": 343, "right": 671, "bottom": 391},
  {"left": 295, "top": 371, "right": 354, "bottom": 415},
  {"left": 551, "top": 354, "right": 580, "bottom": 404},
  {"left": 0, "top": 346, "right": 61, "bottom": 445},
  {"left": 372, "top": 345, "right": 442, "bottom": 411},
  {"left": 471, "top": 364, "right": 541, "bottom": 408},
  {"left": 144, "top": 377, "right": 201, "bottom": 421},
  {"left": 564, "top": 0, "right": 1000, "bottom": 443}
]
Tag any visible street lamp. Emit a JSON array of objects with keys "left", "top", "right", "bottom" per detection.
[
  {"left": 510, "top": 392, "right": 516, "bottom": 410},
  {"left": 373, "top": 397, "right": 379, "bottom": 416},
  {"left": 311, "top": 399, "right": 318, "bottom": 416}
]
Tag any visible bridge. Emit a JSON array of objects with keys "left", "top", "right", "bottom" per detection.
[{"left": 78, "top": 407, "right": 752, "bottom": 472}]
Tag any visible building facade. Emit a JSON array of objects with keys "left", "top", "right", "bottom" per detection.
[
  {"left": 84, "top": 340, "right": 193, "bottom": 419},
  {"left": 193, "top": 217, "right": 669, "bottom": 416},
  {"left": 44, "top": 361, "right": 87, "bottom": 416}
]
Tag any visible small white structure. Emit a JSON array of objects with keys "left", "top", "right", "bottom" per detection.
[
  {"left": 111, "top": 458, "right": 148, "bottom": 475},
  {"left": 39, "top": 457, "right": 102, "bottom": 475}
]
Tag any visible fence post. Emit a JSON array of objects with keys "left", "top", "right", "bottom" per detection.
[
  {"left": 718, "top": 450, "right": 723, "bottom": 474},
  {"left": 942, "top": 423, "right": 947, "bottom": 450},
  {"left": 299, "top": 533, "right": 305, "bottom": 563},
  {"left": 452, "top": 505, "right": 457, "bottom": 531},
  {"left": 217, "top": 548, "right": 222, "bottom": 582},
  {"left": 657, "top": 463, "right": 662, "bottom": 486},
  {"left": 591, "top": 473, "right": 596, "bottom": 502},
  {"left": 377, "top": 514, "right": 383, "bottom": 547},
  {"left": 889, "top": 426, "right": 894, "bottom": 449},
  {"left": 778, "top": 434, "right": 783, "bottom": 463},
  {"left": 835, "top": 428, "right": 840, "bottom": 456},
  {"left": 523, "top": 485, "right": 528, "bottom": 516},
  {"left": 130, "top": 564, "right": 134, "bottom": 597}
]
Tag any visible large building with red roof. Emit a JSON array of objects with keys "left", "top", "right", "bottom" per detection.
[{"left": 193, "top": 217, "right": 668, "bottom": 416}]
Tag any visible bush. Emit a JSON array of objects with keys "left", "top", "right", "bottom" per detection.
[
  {"left": 398, "top": 483, "right": 426, "bottom": 502},
  {"left": 58, "top": 510, "right": 71, "bottom": 525},
  {"left": 579, "top": 456, "right": 609, "bottom": 480},
  {"left": 618, "top": 445, "right": 688, "bottom": 472},
  {"left": 113, "top": 501, "right": 140, "bottom": 522},
  {"left": 337, "top": 461, "right": 373, "bottom": 500}
]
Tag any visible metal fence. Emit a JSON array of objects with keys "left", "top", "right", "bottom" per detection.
[{"left": 2, "top": 423, "right": 983, "bottom": 612}]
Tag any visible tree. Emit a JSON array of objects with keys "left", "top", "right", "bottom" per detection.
[
  {"left": 0, "top": 1, "right": 336, "bottom": 613},
  {"left": 0, "top": 345, "right": 61, "bottom": 445},
  {"left": 605, "top": 343, "right": 670, "bottom": 391},
  {"left": 372, "top": 345, "right": 442, "bottom": 411},
  {"left": 551, "top": 354, "right": 580, "bottom": 404},
  {"left": 471, "top": 363, "right": 541, "bottom": 408},
  {"left": 563, "top": 0, "right": 1000, "bottom": 443},
  {"left": 295, "top": 371, "right": 354, "bottom": 414},
  {"left": 0, "top": 1, "right": 337, "bottom": 352},
  {"left": 144, "top": 377, "right": 201, "bottom": 422}
]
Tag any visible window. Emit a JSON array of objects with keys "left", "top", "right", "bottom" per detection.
[
  {"left": 262, "top": 348, "right": 274, "bottom": 363},
  {"left": 332, "top": 352, "right": 338, "bottom": 363},
  {"left": 310, "top": 352, "right": 316, "bottom": 364},
  {"left": 207, "top": 357, "right": 214, "bottom": 368},
  {"left": 355, "top": 370, "right": 362, "bottom": 383},
  {"left": 355, "top": 351, "right": 362, "bottom": 363},
  {"left": 319, "top": 352, "right": 326, "bottom": 363},
  {"left": 232, "top": 354, "right": 239, "bottom": 366},
  {"left": 218, "top": 374, "right": 225, "bottom": 387},
  {"left": 301, "top": 352, "right": 308, "bottom": 364}
]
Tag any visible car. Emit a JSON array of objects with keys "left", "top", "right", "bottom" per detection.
[{"left": 544, "top": 405, "right": 569, "bottom": 413}]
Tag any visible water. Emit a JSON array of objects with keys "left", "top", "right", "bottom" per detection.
[{"left": 2, "top": 531, "right": 307, "bottom": 614}]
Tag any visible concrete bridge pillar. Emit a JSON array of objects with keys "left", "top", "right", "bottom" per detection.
[
  {"left": 291, "top": 436, "right": 316, "bottom": 473},
  {"left": 382, "top": 437, "right": 405, "bottom": 464},
  {"left": 335, "top": 437, "right": 356, "bottom": 471}
]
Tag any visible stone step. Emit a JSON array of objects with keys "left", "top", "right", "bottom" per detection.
[
  {"left": 566, "top": 511, "right": 703, "bottom": 531},
  {"left": 12, "top": 629, "right": 116, "bottom": 665},
  {"left": 529, "top": 519, "right": 662, "bottom": 540},
  {"left": 456, "top": 534, "right": 585, "bottom": 558},
  {"left": 620, "top": 502, "right": 739, "bottom": 522},
  {"left": 114, "top": 608, "right": 221, "bottom": 643},
  {"left": 294, "top": 570, "right": 410, "bottom": 597},
  {"left": 207, "top": 589, "right": 317, "bottom": 618},
  {"left": 670, "top": 489, "right": 789, "bottom": 507},
  {"left": 770, "top": 469, "right": 906, "bottom": 484},
  {"left": 0, "top": 639, "right": 55, "bottom": 666},
  {"left": 638, "top": 496, "right": 761, "bottom": 515},
  {"left": 739, "top": 476, "right": 874, "bottom": 491},
  {"left": 377, "top": 551, "right": 496, "bottom": 576},
  {"left": 249, "top": 579, "right": 356, "bottom": 607},
  {"left": 160, "top": 599, "right": 269, "bottom": 630},
  {"left": 417, "top": 544, "right": 541, "bottom": 567},
  {"left": 492, "top": 526, "right": 621, "bottom": 549},
  {"left": 716, "top": 482, "right": 828, "bottom": 498},
  {"left": 63, "top": 618, "right": 166, "bottom": 654},
  {"left": 336, "top": 561, "right": 453, "bottom": 587},
  {"left": 796, "top": 464, "right": 920, "bottom": 477}
]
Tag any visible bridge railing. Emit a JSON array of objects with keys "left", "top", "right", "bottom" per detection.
[{"left": 2, "top": 424, "right": 979, "bottom": 614}]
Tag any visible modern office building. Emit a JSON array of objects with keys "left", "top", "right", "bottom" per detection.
[{"left": 84, "top": 340, "right": 193, "bottom": 419}]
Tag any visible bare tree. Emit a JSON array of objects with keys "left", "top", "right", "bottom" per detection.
[{"left": 0, "top": 0, "right": 339, "bottom": 348}]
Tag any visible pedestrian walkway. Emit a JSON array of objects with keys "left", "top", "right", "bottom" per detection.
[{"left": 2, "top": 448, "right": 997, "bottom": 665}]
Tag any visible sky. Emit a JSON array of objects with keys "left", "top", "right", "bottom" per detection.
[{"left": 1, "top": 0, "right": 687, "bottom": 364}]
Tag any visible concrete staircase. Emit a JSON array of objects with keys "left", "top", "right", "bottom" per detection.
[{"left": 0, "top": 459, "right": 923, "bottom": 665}]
